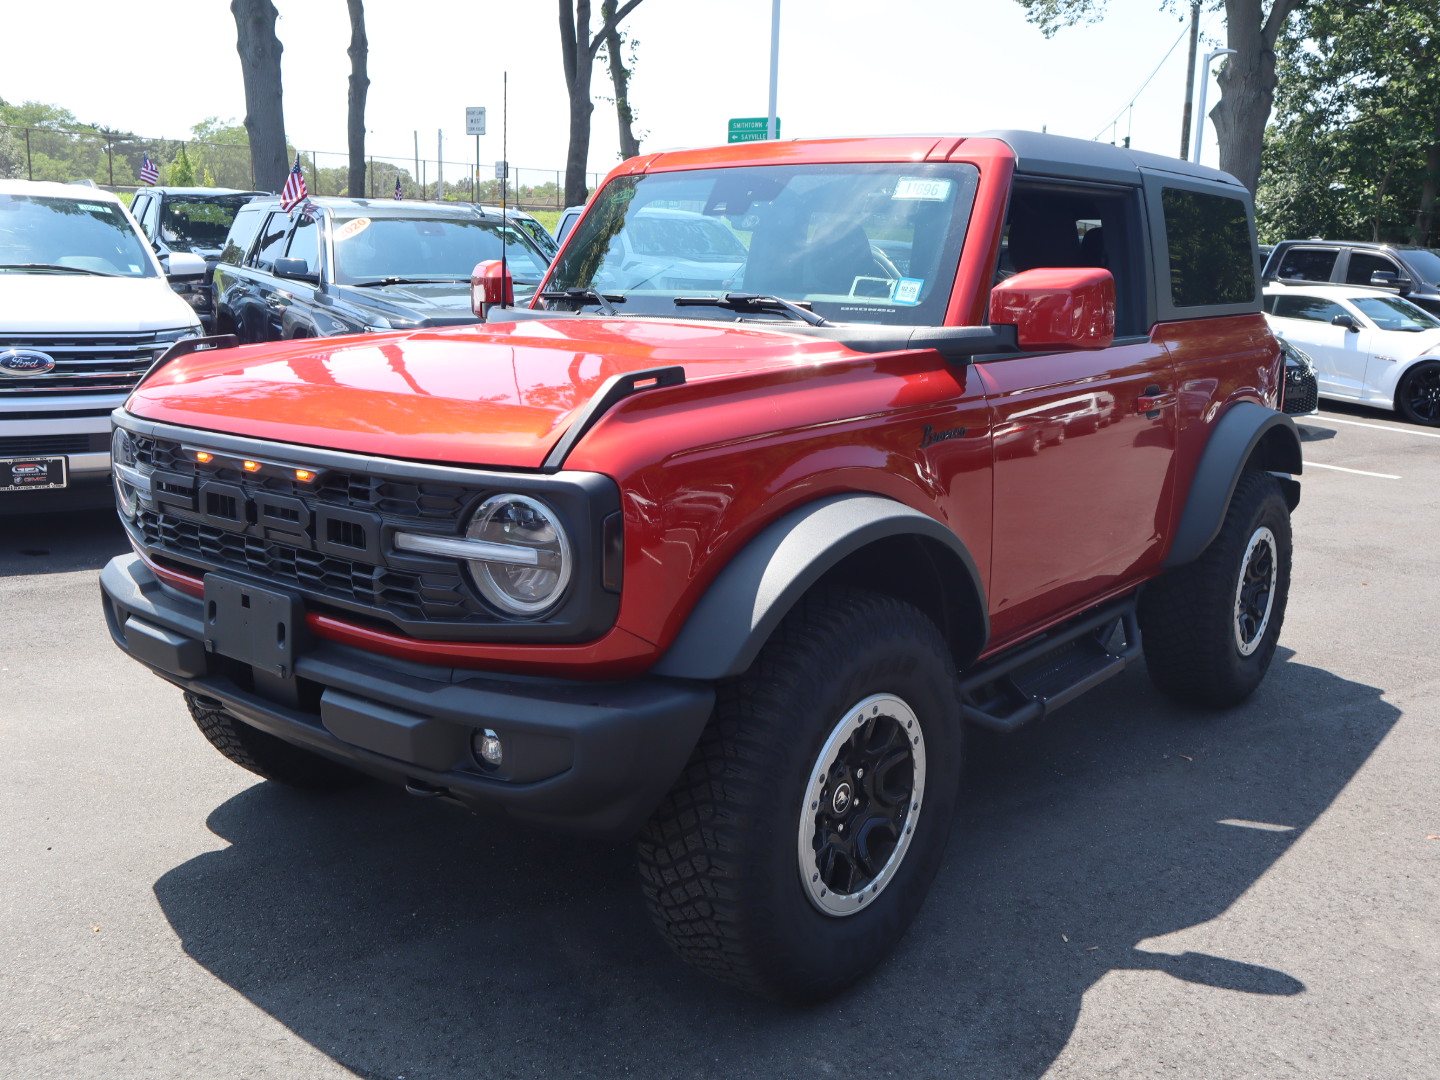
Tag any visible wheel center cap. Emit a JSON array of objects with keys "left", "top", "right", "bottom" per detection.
[{"left": 831, "top": 782, "right": 853, "bottom": 815}]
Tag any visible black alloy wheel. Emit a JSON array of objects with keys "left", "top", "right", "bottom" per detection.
[{"left": 1396, "top": 360, "right": 1440, "bottom": 426}]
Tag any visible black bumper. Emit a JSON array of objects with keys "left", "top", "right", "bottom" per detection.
[{"left": 100, "top": 553, "right": 714, "bottom": 837}]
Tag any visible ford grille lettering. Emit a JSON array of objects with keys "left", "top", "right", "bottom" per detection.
[{"left": 0, "top": 349, "right": 57, "bottom": 376}]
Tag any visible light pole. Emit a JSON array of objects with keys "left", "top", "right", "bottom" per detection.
[{"left": 1192, "top": 47, "right": 1237, "bottom": 165}]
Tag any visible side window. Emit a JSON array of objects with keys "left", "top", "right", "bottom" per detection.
[
  {"left": 1345, "top": 252, "right": 1400, "bottom": 286},
  {"left": 220, "top": 207, "right": 267, "bottom": 266},
  {"left": 285, "top": 214, "right": 320, "bottom": 271},
  {"left": 1160, "top": 187, "right": 1254, "bottom": 307},
  {"left": 1271, "top": 295, "right": 1346, "bottom": 323},
  {"left": 1275, "top": 247, "right": 1337, "bottom": 282},
  {"left": 130, "top": 195, "right": 155, "bottom": 237},
  {"left": 998, "top": 183, "right": 1145, "bottom": 337},
  {"left": 250, "top": 213, "right": 292, "bottom": 271}
]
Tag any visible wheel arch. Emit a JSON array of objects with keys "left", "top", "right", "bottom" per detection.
[
  {"left": 650, "top": 494, "right": 988, "bottom": 681},
  {"left": 1164, "top": 401, "right": 1302, "bottom": 569}
]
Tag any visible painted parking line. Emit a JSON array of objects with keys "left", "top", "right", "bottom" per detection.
[
  {"left": 1306, "top": 462, "right": 1401, "bottom": 480},
  {"left": 1308, "top": 416, "right": 1440, "bottom": 439}
]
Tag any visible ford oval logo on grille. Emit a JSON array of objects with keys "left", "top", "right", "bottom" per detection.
[{"left": 0, "top": 350, "right": 57, "bottom": 376}]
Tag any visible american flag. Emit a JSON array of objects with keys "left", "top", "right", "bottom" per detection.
[
  {"left": 139, "top": 153, "right": 158, "bottom": 186},
  {"left": 280, "top": 154, "right": 308, "bottom": 213},
  {"left": 393, "top": 176, "right": 402, "bottom": 200}
]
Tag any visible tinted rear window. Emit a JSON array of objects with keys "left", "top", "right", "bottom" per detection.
[
  {"left": 1162, "top": 188, "right": 1254, "bottom": 307},
  {"left": 219, "top": 205, "right": 268, "bottom": 265}
]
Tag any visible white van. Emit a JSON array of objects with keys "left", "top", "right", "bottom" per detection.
[{"left": 0, "top": 180, "right": 204, "bottom": 507}]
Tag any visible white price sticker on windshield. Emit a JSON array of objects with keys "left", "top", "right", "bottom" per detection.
[{"left": 892, "top": 178, "right": 952, "bottom": 202}]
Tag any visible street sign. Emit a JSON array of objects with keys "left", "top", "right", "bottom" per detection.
[
  {"left": 495, "top": 160, "right": 508, "bottom": 180},
  {"left": 728, "top": 117, "right": 780, "bottom": 143},
  {"left": 466, "top": 107, "right": 487, "bottom": 136}
]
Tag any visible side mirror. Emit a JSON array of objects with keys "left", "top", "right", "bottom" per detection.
[
  {"left": 471, "top": 259, "right": 514, "bottom": 321},
  {"left": 1330, "top": 313, "right": 1361, "bottom": 333},
  {"left": 988, "top": 267, "right": 1115, "bottom": 351},
  {"left": 1369, "top": 270, "right": 1413, "bottom": 294},
  {"left": 165, "top": 252, "right": 207, "bottom": 281},
  {"left": 273, "top": 257, "right": 318, "bottom": 283}
]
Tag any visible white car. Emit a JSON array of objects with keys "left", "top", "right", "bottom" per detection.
[
  {"left": 1263, "top": 281, "right": 1440, "bottom": 426},
  {"left": 0, "top": 180, "right": 204, "bottom": 504}
]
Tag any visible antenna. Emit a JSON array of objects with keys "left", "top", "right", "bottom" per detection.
[{"left": 500, "top": 71, "right": 508, "bottom": 307}]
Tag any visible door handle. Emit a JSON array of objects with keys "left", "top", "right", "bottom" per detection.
[{"left": 1138, "top": 390, "right": 1176, "bottom": 413}]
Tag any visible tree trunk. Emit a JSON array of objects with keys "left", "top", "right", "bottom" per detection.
[
  {"left": 1413, "top": 139, "right": 1439, "bottom": 248},
  {"left": 231, "top": 0, "right": 288, "bottom": 193},
  {"left": 1210, "top": 0, "right": 1304, "bottom": 194},
  {"left": 559, "top": 0, "right": 646, "bottom": 208},
  {"left": 602, "top": 0, "right": 641, "bottom": 160},
  {"left": 346, "top": 0, "right": 369, "bottom": 198}
]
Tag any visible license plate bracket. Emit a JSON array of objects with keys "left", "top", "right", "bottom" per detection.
[
  {"left": 202, "top": 574, "right": 308, "bottom": 678},
  {"left": 0, "top": 456, "right": 67, "bottom": 491}
]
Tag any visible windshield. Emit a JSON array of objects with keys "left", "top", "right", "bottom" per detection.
[
  {"left": 542, "top": 162, "right": 980, "bottom": 325},
  {"left": 1401, "top": 248, "right": 1440, "bottom": 287},
  {"left": 161, "top": 194, "right": 257, "bottom": 254},
  {"left": 331, "top": 215, "right": 549, "bottom": 286},
  {"left": 1351, "top": 294, "right": 1440, "bottom": 332},
  {"left": 0, "top": 193, "right": 157, "bottom": 277}
]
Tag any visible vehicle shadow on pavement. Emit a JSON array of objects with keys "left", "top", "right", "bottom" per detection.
[
  {"left": 0, "top": 507, "right": 129, "bottom": 579},
  {"left": 152, "top": 650, "right": 1397, "bottom": 1080}
]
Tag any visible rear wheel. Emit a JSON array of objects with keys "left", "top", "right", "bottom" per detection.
[
  {"left": 1139, "top": 471, "right": 1292, "bottom": 707},
  {"left": 637, "top": 587, "right": 963, "bottom": 1000},
  {"left": 185, "top": 693, "right": 364, "bottom": 790},
  {"left": 1395, "top": 360, "right": 1440, "bottom": 426}
]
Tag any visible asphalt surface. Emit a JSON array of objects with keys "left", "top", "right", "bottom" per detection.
[{"left": 2, "top": 401, "right": 1437, "bottom": 1080}]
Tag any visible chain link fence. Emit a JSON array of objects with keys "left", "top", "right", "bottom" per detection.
[{"left": 0, "top": 124, "right": 598, "bottom": 209}]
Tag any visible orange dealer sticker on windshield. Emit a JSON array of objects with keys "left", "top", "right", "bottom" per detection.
[{"left": 334, "top": 218, "right": 372, "bottom": 242}]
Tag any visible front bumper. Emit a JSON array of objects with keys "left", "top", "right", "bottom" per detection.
[{"left": 101, "top": 553, "right": 714, "bottom": 837}]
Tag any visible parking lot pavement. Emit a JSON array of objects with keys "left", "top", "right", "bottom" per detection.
[{"left": 2, "top": 405, "right": 1437, "bottom": 1080}]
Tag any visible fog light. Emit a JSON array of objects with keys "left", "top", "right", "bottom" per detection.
[{"left": 473, "top": 728, "right": 503, "bottom": 768}]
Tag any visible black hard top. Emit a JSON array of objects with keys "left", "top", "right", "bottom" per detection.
[
  {"left": 242, "top": 195, "right": 509, "bottom": 220},
  {"left": 974, "top": 129, "right": 1244, "bottom": 189}
]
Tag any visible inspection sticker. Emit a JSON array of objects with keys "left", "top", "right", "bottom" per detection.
[
  {"left": 893, "top": 278, "right": 924, "bottom": 305},
  {"left": 893, "top": 178, "right": 952, "bottom": 201},
  {"left": 334, "top": 218, "right": 372, "bottom": 242}
]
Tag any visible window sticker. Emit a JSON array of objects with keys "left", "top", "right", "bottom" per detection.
[
  {"left": 334, "top": 218, "right": 372, "bottom": 242},
  {"left": 78, "top": 203, "right": 108, "bottom": 213},
  {"left": 892, "top": 178, "right": 952, "bottom": 202},
  {"left": 893, "top": 277, "right": 924, "bottom": 305}
]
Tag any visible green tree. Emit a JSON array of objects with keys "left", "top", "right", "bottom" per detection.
[
  {"left": 1258, "top": 0, "right": 1439, "bottom": 244},
  {"left": 167, "top": 144, "right": 196, "bottom": 186},
  {"left": 1014, "top": 0, "right": 1309, "bottom": 193},
  {"left": 599, "top": 0, "right": 643, "bottom": 161},
  {"left": 0, "top": 125, "right": 22, "bottom": 179}
]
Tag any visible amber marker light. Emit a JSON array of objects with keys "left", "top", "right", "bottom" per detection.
[
  {"left": 195, "top": 451, "right": 214, "bottom": 464},
  {"left": 242, "top": 460, "right": 262, "bottom": 473},
  {"left": 294, "top": 469, "right": 316, "bottom": 483}
]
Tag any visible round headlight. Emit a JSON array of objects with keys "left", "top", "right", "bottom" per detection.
[
  {"left": 111, "top": 428, "right": 138, "bottom": 520},
  {"left": 465, "top": 495, "right": 572, "bottom": 615}
]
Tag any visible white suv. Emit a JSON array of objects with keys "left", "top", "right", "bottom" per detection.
[{"left": 0, "top": 180, "right": 204, "bottom": 506}]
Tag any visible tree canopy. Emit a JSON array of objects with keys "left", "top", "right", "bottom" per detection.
[{"left": 1257, "top": 0, "right": 1439, "bottom": 245}]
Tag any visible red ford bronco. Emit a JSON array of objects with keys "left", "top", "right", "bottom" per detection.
[{"left": 101, "top": 131, "right": 1301, "bottom": 1000}]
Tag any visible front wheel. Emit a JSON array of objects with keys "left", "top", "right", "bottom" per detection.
[
  {"left": 185, "top": 693, "right": 365, "bottom": 790},
  {"left": 1138, "top": 470, "right": 1292, "bottom": 707},
  {"left": 1395, "top": 360, "right": 1440, "bottom": 426},
  {"left": 637, "top": 587, "right": 963, "bottom": 1000}
]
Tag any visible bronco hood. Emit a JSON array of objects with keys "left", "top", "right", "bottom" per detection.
[{"left": 125, "top": 317, "right": 858, "bottom": 469}]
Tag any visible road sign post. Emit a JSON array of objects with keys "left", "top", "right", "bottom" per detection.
[{"left": 728, "top": 117, "right": 780, "bottom": 143}]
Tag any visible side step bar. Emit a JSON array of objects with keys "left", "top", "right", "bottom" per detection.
[{"left": 958, "top": 598, "right": 1141, "bottom": 733}]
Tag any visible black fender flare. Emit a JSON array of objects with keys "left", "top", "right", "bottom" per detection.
[
  {"left": 651, "top": 494, "right": 987, "bottom": 681},
  {"left": 1164, "top": 402, "right": 1302, "bottom": 569}
]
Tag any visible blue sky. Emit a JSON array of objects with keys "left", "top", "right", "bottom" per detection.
[{"left": 4, "top": 0, "right": 1228, "bottom": 185}]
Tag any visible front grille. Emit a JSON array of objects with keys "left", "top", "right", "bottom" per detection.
[
  {"left": 0, "top": 331, "right": 177, "bottom": 396},
  {"left": 0, "top": 433, "right": 107, "bottom": 456},
  {"left": 1283, "top": 366, "right": 1319, "bottom": 415},
  {"left": 130, "top": 432, "right": 494, "bottom": 629}
]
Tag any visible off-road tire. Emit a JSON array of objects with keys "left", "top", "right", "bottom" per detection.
[
  {"left": 1139, "top": 470, "right": 1292, "bottom": 707},
  {"left": 637, "top": 587, "right": 963, "bottom": 1001},
  {"left": 185, "top": 692, "right": 364, "bottom": 790},
  {"left": 1395, "top": 360, "right": 1440, "bottom": 427}
]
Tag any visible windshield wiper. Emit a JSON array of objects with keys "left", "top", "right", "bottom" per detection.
[
  {"left": 674, "top": 292, "right": 828, "bottom": 326},
  {"left": 0, "top": 262, "right": 116, "bottom": 276},
  {"left": 352, "top": 276, "right": 467, "bottom": 287},
  {"left": 539, "top": 287, "right": 625, "bottom": 315}
]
